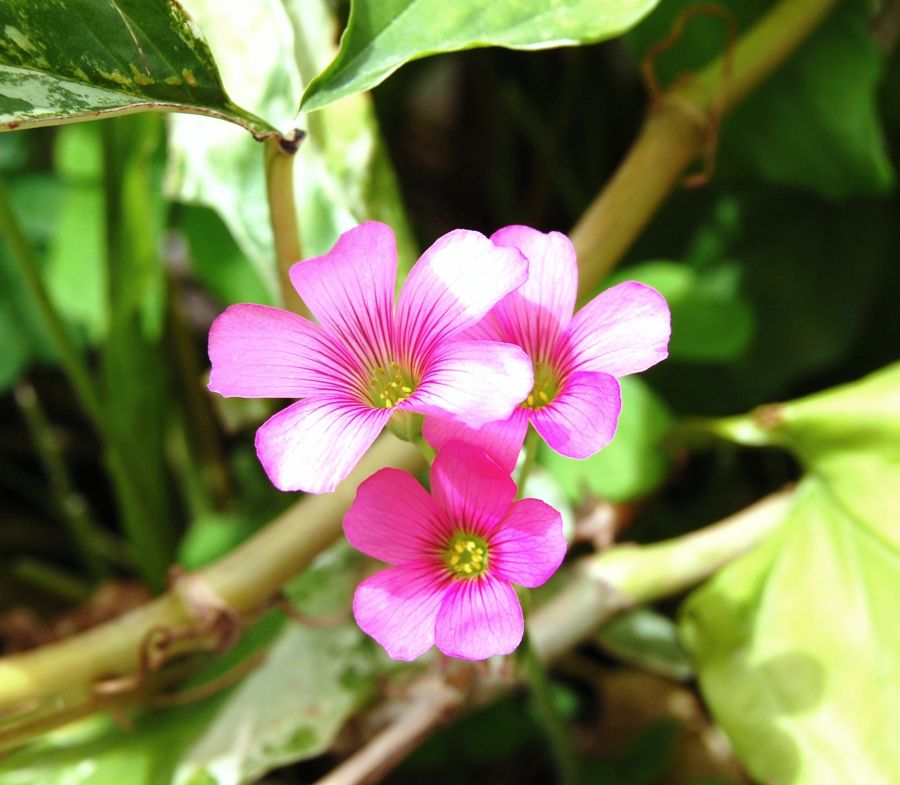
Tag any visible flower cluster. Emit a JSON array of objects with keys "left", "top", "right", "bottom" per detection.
[{"left": 208, "top": 222, "right": 670, "bottom": 660}]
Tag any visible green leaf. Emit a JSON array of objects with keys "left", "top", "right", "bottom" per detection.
[
  {"left": 596, "top": 609, "right": 693, "bottom": 681},
  {"left": 607, "top": 260, "right": 754, "bottom": 362},
  {"left": 627, "top": 0, "right": 894, "bottom": 198},
  {"left": 0, "top": 0, "right": 276, "bottom": 136},
  {"left": 301, "top": 0, "right": 661, "bottom": 111},
  {"left": 681, "top": 364, "right": 900, "bottom": 784},
  {"left": 0, "top": 545, "right": 385, "bottom": 785},
  {"left": 168, "top": 0, "right": 416, "bottom": 303},
  {"left": 541, "top": 377, "right": 671, "bottom": 503},
  {"left": 0, "top": 176, "right": 60, "bottom": 392},
  {"left": 46, "top": 124, "right": 107, "bottom": 341}
]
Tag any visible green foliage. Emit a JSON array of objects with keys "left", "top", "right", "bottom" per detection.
[
  {"left": 681, "top": 364, "right": 900, "bottom": 784},
  {"left": 596, "top": 609, "right": 693, "bottom": 681},
  {"left": 168, "top": 0, "right": 415, "bottom": 303},
  {"left": 627, "top": 0, "right": 895, "bottom": 198},
  {"left": 301, "top": 0, "right": 661, "bottom": 111},
  {"left": 541, "top": 376, "right": 672, "bottom": 503},
  {"left": 0, "top": 0, "right": 275, "bottom": 136}
]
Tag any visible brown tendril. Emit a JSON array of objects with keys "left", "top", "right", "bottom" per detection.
[{"left": 640, "top": 3, "right": 738, "bottom": 188}]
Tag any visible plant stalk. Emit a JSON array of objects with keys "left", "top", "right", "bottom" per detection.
[
  {"left": 571, "top": 0, "right": 842, "bottom": 299},
  {"left": 264, "top": 133, "right": 308, "bottom": 315}
]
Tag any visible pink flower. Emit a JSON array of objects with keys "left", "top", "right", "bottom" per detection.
[
  {"left": 345, "top": 441, "right": 566, "bottom": 660},
  {"left": 424, "top": 226, "right": 671, "bottom": 471},
  {"left": 208, "top": 222, "right": 533, "bottom": 494}
]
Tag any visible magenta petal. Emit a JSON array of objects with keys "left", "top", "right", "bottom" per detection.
[
  {"left": 396, "top": 229, "right": 527, "bottom": 353},
  {"left": 491, "top": 226, "right": 577, "bottom": 349},
  {"left": 255, "top": 397, "right": 390, "bottom": 494},
  {"left": 353, "top": 563, "right": 448, "bottom": 661},
  {"left": 208, "top": 304, "right": 354, "bottom": 398},
  {"left": 408, "top": 340, "right": 532, "bottom": 428},
  {"left": 344, "top": 468, "right": 447, "bottom": 564},
  {"left": 289, "top": 222, "right": 396, "bottom": 364},
  {"left": 434, "top": 576, "right": 524, "bottom": 660},
  {"left": 423, "top": 409, "right": 529, "bottom": 474},
  {"left": 532, "top": 372, "right": 621, "bottom": 459},
  {"left": 430, "top": 441, "right": 516, "bottom": 535},
  {"left": 567, "top": 281, "right": 671, "bottom": 376},
  {"left": 492, "top": 499, "right": 566, "bottom": 588}
]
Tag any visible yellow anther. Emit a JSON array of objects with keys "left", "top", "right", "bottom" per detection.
[
  {"left": 444, "top": 532, "right": 490, "bottom": 579},
  {"left": 401, "top": 386, "right": 412, "bottom": 393},
  {"left": 384, "top": 398, "right": 393, "bottom": 408},
  {"left": 524, "top": 359, "right": 560, "bottom": 410}
]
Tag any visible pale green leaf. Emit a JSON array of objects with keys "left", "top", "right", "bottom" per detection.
[
  {"left": 0, "top": 0, "right": 276, "bottom": 136},
  {"left": 681, "top": 363, "right": 900, "bottom": 784},
  {"left": 301, "top": 0, "right": 661, "bottom": 111}
]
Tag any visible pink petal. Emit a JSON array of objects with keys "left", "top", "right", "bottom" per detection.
[
  {"left": 434, "top": 576, "right": 524, "bottom": 660},
  {"left": 255, "top": 397, "right": 390, "bottom": 494},
  {"left": 531, "top": 372, "right": 621, "bottom": 459},
  {"left": 407, "top": 340, "right": 532, "bottom": 428},
  {"left": 344, "top": 468, "right": 448, "bottom": 564},
  {"left": 491, "top": 499, "right": 566, "bottom": 588},
  {"left": 353, "top": 563, "right": 449, "bottom": 661},
  {"left": 289, "top": 222, "right": 396, "bottom": 366},
  {"left": 567, "top": 281, "right": 671, "bottom": 376},
  {"left": 396, "top": 229, "right": 527, "bottom": 354},
  {"left": 429, "top": 441, "right": 516, "bottom": 536},
  {"left": 490, "top": 226, "right": 577, "bottom": 353},
  {"left": 208, "top": 304, "right": 356, "bottom": 398},
  {"left": 422, "top": 409, "right": 529, "bottom": 474}
]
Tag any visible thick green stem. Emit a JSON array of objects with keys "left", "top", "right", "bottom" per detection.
[
  {"left": 264, "top": 133, "right": 307, "bottom": 315},
  {"left": 572, "top": 0, "right": 842, "bottom": 299},
  {"left": 0, "top": 436, "right": 421, "bottom": 711}
]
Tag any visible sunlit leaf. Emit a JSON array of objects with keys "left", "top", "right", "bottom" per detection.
[
  {"left": 681, "top": 363, "right": 900, "bottom": 784},
  {"left": 0, "top": 0, "right": 276, "bottom": 137},
  {"left": 301, "top": 0, "right": 661, "bottom": 111}
]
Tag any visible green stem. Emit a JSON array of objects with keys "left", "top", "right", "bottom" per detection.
[
  {"left": 517, "top": 428, "right": 540, "bottom": 497},
  {"left": 0, "top": 437, "right": 423, "bottom": 711},
  {"left": 264, "top": 133, "right": 307, "bottom": 315},
  {"left": 13, "top": 383, "right": 110, "bottom": 579},
  {"left": 519, "top": 628, "right": 581, "bottom": 785},
  {"left": 0, "top": 181, "right": 105, "bottom": 431},
  {"left": 571, "top": 0, "right": 842, "bottom": 300}
]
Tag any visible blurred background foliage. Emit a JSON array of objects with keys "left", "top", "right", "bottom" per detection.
[{"left": 0, "top": 0, "right": 898, "bottom": 783}]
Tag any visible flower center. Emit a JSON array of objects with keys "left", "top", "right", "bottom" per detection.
[
  {"left": 443, "top": 532, "right": 489, "bottom": 579},
  {"left": 524, "top": 360, "right": 559, "bottom": 409},
  {"left": 367, "top": 361, "right": 417, "bottom": 408}
]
